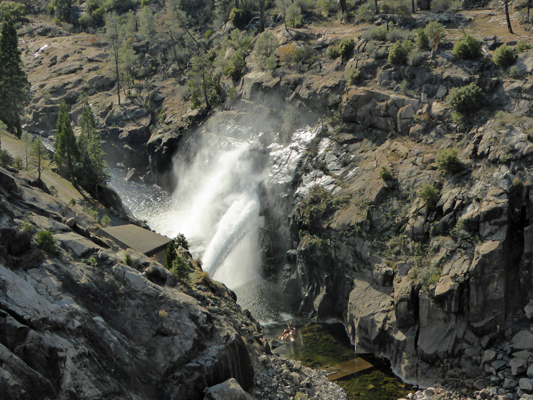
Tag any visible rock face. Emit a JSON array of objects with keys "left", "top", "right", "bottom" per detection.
[
  {"left": 0, "top": 166, "right": 350, "bottom": 400},
  {"left": 0, "top": 168, "right": 257, "bottom": 400}
]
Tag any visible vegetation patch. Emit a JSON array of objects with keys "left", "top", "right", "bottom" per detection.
[
  {"left": 36, "top": 230, "right": 58, "bottom": 253},
  {"left": 452, "top": 35, "right": 482, "bottom": 60},
  {"left": 446, "top": 83, "right": 484, "bottom": 113},
  {"left": 435, "top": 148, "right": 462, "bottom": 173},
  {"left": 418, "top": 184, "right": 440, "bottom": 207},
  {"left": 493, "top": 44, "right": 517, "bottom": 67}
]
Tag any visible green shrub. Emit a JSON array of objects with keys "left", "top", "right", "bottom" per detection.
[
  {"left": 379, "top": 166, "right": 393, "bottom": 180},
  {"left": 224, "top": 51, "right": 247, "bottom": 80},
  {"left": 446, "top": 83, "right": 484, "bottom": 112},
  {"left": 493, "top": 44, "right": 517, "bottom": 67},
  {"left": 124, "top": 251, "right": 133, "bottom": 266},
  {"left": 36, "top": 230, "right": 58, "bottom": 253},
  {"left": 49, "top": 185, "right": 58, "bottom": 197},
  {"left": 435, "top": 148, "right": 462, "bottom": 173},
  {"left": 88, "top": 256, "right": 98, "bottom": 267},
  {"left": 418, "top": 184, "right": 440, "bottom": 207},
  {"left": 424, "top": 21, "right": 446, "bottom": 45},
  {"left": 432, "top": 0, "right": 452, "bottom": 10},
  {"left": 254, "top": 31, "right": 279, "bottom": 68},
  {"left": 452, "top": 35, "right": 482, "bottom": 60},
  {"left": 362, "top": 25, "right": 388, "bottom": 42},
  {"left": 13, "top": 156, "right": 22, "bottom": 170},
  {"left": 0, "top": 1, "right": 26, "bottom": 21},
  {"left": 229, "top": 7, "right": 252, "bottom": 29},
  {"left": 293, "top": 46, "right": 317, "bottom": 66},
  {"left": 388, "top": 40, "right": 415, "bottom": 65},
  {"left": 339, "top": 37, "right": 355, "bottom": 61},
  {"left": 286, "top": 3, "right": 304, "bottom": 28},
  {"left": 22, "top": 219, "right": 34, "bottom": 234},
  {"left": 327, "top": 45, "right": 340, "bottom": 59},
  {"left": 266, "top": 54, "right": 278, "bottom": 70},
  {"left": 450, "top": 110, "right": 464, "bottom": 125},
  {"left": 396, "top": 1, "right": 411, "bottom": 23},
  {"left": 416, "top": 28, "right": 429, "bottom": 48},
  {"left": 69, "top": 198, "right": 76, "bottom": 206},
  {"left": 516, "top": 41, "right": 532, "bottom": 53},
  {"left": 408, "top": 50, "right": 423, "bottom": 66},
  {"left": 387, "top": 27, "right": 407, "bottom": 43},
  {"left": 346, "top": 68, "right": 362, "bottom": 85},
  {"left": 100, "top": 214, "right": 111, "bottom": 227},
  {"left": 175, "top": 233, "right": 190, "bottom": 250},
  {"left": 509, "top": 65, "right": 523, "bottom": 79},
  {"left": 0, "top": 149, "right": 11, "bottom": 167},
  {"left": 171, "top": 254, "right": 190, "bottom": 282},
  {"left": 165, "top": 241, "right": 177, "bottom": 268}
]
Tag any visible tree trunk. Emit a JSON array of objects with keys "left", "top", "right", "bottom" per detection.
[
  {"left": 259, "top": 0, "right": 265, "bottom": 32},
  {"left": 201, "top": 71, "right": 210, "bottom": 110},
  {"left": 374, "top": 0, "right": 378, "bottom": 14},
  {"left": 412, "top": 0, "right": 415, "bottom": 13},
  {"left": 115, "top": 54, "right": 121, "bottom": 105},
  {"left": 505, "top": 0, "right": 514, "bottom": 34},
  {"left": 14, "top": 108, "right": 22, "bottom": 138},
  {"left": 340, "top": 0, "right": 347, "bottom": 14}
]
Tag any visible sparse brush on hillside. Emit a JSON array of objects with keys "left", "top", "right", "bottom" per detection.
[
  {"left": 36, "top": 230, "right": 58, "bottom": 253},
  {"left": 493, "top": 44, "right": 517, "bottom": 67},
  {"left": 435, "top": 148, "right": 463, "bottom": 173},
  {"left": 446, "top": 83, "right": 484, "bottom": 113},
  {"left": 452, "top": 35, "right": 482, "bottom": 60},
  {"left": 388, "top": 40, "right": 414, "bottom": 65},
  {"left": 418, "top": 184, "right": 439, "bottom": 207}
]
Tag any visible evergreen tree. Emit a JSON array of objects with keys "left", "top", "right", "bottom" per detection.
[
  {"left": 0, "top": 16, "right": 30, "bottom": 138},
  {"left": 30, "top": 136, "right": 47, "bottom": 181},
  {"left": 54, "top": 100, "right": 80, "bottom": 180},
  {"left": 78, "top": 100, "right": 109, "bottom": 198},
  {"left": 165, "top": 241, "right": 177, "bottom": 269}
]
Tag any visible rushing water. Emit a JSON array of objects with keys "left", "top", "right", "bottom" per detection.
[
  {"left": 109, "top": 125, "right": 319, "bottom": 323},
  {"left": 108, "top": 125, "right": 413, "bottom": 398}
]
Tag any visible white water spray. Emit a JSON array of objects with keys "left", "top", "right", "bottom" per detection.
[
  {"left": 109, "top": 125, "right": 320, "bottom": 320},
  {"left": 155, "top": 139, "right": 268, "bottom": 289}
]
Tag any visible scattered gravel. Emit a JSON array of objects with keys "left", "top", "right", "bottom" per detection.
[{"left": 253, "top": 353, "right": 347, "bottom": 400}]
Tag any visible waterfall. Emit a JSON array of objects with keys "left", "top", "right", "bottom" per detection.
[
  {"left": 168, "top": 142, "right": 268, "bottom": 288},
  {"left": 109, "top": 124, "right": 320, "bottom": 321}
]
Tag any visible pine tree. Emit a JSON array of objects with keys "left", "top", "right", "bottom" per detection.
[
  {"left": 78, "top": 100, "right": 109, "bottom": 198},
  {"left": 0, "top": 16, "right": 30, "bottom": 138},
  {"left": 54, "top": 100, "right": 80, "bottom": 180},
  {"left": 30, "top": 136, "right": 48, "bottom": 181}
]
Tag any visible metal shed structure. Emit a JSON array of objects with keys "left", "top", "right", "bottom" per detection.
[{"left": 99, "top": 224, "right": 172, "bottom": 263}]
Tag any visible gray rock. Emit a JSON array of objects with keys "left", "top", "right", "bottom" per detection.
[
  {"left": 510, "top": 358, "right": 528, "bottom": 376},
  {"left": 482, "top": 349, "right": 498, "bottom": 364},
  {"left": 504, "top": 378, "right": 519, "bottom": 389},
  {"left": 55, "top": 232, "right": 103, "bottom": 258},
  {"left": 203, "top": 378, "right": 254, "bottom": 400},
  {"left": 514, "top": 331, "right": 533, "bottom": 351},
  {"left": 528, "top": 364, "right": 533, "bottom": 379},
  {"left": 473, "top": 378, "right": 490, "bottom": 390},
  {"left": 520, "top": 378, "right": 533, "bottom": 392}
]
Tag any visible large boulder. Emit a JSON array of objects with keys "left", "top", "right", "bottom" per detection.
[{"left": 203, "top": 378, "right": 254, "bottom": 400}]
